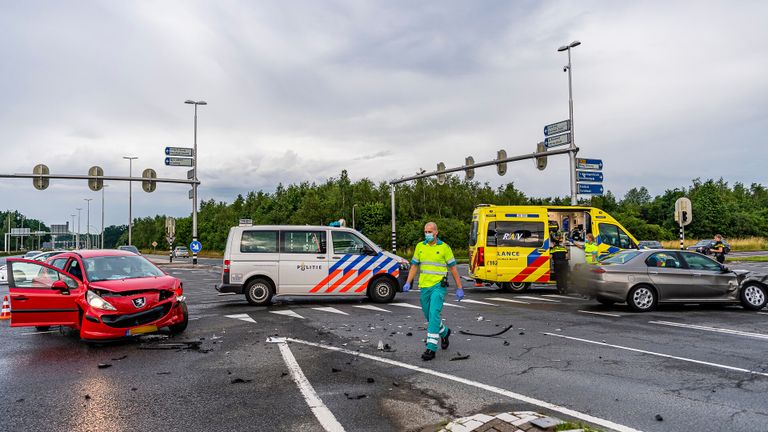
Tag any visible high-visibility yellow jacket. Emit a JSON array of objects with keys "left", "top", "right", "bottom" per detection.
[
  {"left": 411, "top": 239, "right": 457, "bottom": 287},
  {"left": 585, "top": 242, "right": 599, "bottom": 264}
]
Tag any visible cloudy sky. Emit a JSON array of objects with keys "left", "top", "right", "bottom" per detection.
[{"left": 1, "top": 0, "right": 766, "bottom": 229}]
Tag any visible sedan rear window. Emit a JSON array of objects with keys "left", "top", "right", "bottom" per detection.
[{"left": 601, "top": 251, "right": 641, "bottom": 264}]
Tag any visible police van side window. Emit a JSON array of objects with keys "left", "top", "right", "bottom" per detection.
[
  {"left": 332, "top": 232, "right": 366, "bottom": 255},
  {"left": 488, "top": 221, "right": 545, "bottom": 247},
  {"left": 598, "top": 223, "right": 632, "bottom": 249},
  {"left": 240, "top": 231, "right": 278, "bottom": 253},
  {"left": 281, "top": 231, "right": 327, "bottom": 254}
]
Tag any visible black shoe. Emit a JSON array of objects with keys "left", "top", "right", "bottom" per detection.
[
  {"left": 421, "top": 349, "right": 436, "bottom": 361},
  {"left": 440, "top": 329, "right": 451, "bottom": 350}
]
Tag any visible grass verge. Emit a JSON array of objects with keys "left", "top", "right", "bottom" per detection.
[
  {"left": 661, "top": 237, "right": 767, "bottom": 251},
  {"left": 727, "top": 256, "right": 768, "bottom": 263}
]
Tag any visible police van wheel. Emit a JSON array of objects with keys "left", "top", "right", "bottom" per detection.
[
  {"left": 245, "top": 278, "right": 274, "bottom": 306},
  {"left": 368, "top": 277, "right": 396, "bottom": 303},
  {"left": 500, "top": 282, "right": 530, "bottom": 293}
]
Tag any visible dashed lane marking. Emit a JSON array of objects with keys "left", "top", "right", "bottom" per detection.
[
  {"left": 459, "top": 299, "right": 499, "bottom": 306},
  {"left": 485, "top": 297, "right": 530, "bottom": 305},
  {"left": 649, "top": 320, "right": 768, "bottom": 341},
  {"left": 578, "top": 310, "right": 622, "bottom": 317},
  {"left": 270, "top": 310, "right": 306, "bottom": 319},
  {"left": 390, "top": 303, "right": 423, "bottom": 310},
  {"left": 312, "top": 307, "right": 349, "bottom": 316},
  {"left": 542, "top": 294, "right": 584, "bottom": 300},
  {"left": 353, "top": 305, "right": 391, "bottom": 313},
  {"left": 515, "top": 296, "right": 560, "bottom": 303},
  {"left": 543, "top": 332, "right": 768, "bottom": 378},
  {"left": 286, "top": 337, "right": 641, "bottom": 432},
  {"left": 225, "top": 313, "right": 257, "bottom": 323},
  {"left": 269, "top": 338, "right": 346, "bottom": 432}
]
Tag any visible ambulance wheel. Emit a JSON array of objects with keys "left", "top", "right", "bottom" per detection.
[
  {"left": 245, "top": 278, "right": 274, "bottom": 306},
  {"left": 368, "top": 277, "right": 397, "bottom": 303},
  {"left": 500, "top": 282, "right": 530, "bottom": 293}
]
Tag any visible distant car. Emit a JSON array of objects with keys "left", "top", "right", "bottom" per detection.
[
  {"left": 173, "top": 246, "right": 189, "bottom": 258},
  {"left": 118, "top": 245, "right": 141, "bottom": 255},
  {"left": 23, "top": 250, "right": 43, "bottom": 259},
  {"left": 687, "top": 239, "right": 730, "bottom": 255},
  {"left": 30, "top": 251, "right": 67, "bottom": 262},
  {"left": 638, "top": 240, "right": 663, "bottom": 249},
  {"left": 572, "top": 249, "right": 767, "bottom": 312},
  {"left": 5, "top": 250, "right": 188, "bottom": 341}
]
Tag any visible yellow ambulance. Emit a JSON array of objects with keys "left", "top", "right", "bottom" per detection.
[{"left": 469, "top": 205, "right": 639, "bottom": 292}]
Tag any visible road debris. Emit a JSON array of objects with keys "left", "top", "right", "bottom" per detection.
[
  {"left": 367, "top": 377, "right": 375, "bottom": 384},
  {"left": 231, "top": 378, "right": 252, "bottom": 384},
  {"left": 97, "top": 363, "right": 112, "bottom": 369},
  {"left": 111, "top": 355, "right": 128, "bottom": 361},
  {"left": 655, "top": 414, "right": 664, "bottom": 421},
  {"left": 344, "top": 393, "right": 367, "bottom": 400},
  {"left": 450, "top": 353, "right": 470, "bottom": 361},
  {"left": 459, "top": 324, "right": 514, "bottom": 337}
]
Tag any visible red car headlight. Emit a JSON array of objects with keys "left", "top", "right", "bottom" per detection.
[{"left": 86, "top": 290, "right": 117, "bottom": 311}]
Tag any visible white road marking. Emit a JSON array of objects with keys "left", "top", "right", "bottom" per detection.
[
  {"left": 390, "top": 302, "right": 423, "bottom": 310},
  {"left": 459, "top": 299, "right": 498, "bottom": 306},
  {"left": 312, "top": 307, "right": 349, "bottom": 316},
  {"left": 543, "top": 294, "right": 584, "bottom": 300},
  {"left": 442, "top": 302, "right": 465, "bottom": 308},
  {"left": 217, "top": 292, "right": 237, "bottom": 296},
  {"left": 543, "top": 332, "right": 768, "bottom": 378},
  {"left": 270, "top": 310, "right": 305, "bottom": 319},
  {"left": 578, "top": 310, "right": 622, "bottom": 317},
  {"left": 22, "top": 330, "right": 59, "bottom": 335},
  {"left": 270, "top": 338, "right": 346, "bottom": 432},
  {"left": 649, "top": 320, "right": 768, "bottom": 341},
  {"left": 485, "top": 297, "right": 531, "bottom": 305},
  {"left": 515, "top": 296, "right": 560, "bottom": 303},
  {"left": 225, "top": 313, "right": 257, "bottom": 323},
  {"left": 286, "top": 337, "right": 640, "bottom": 432},
  {"left": 758, "top": 312, "right": 768, "bottom": 316},
  {"left": 353, "top": 305, "right": 391, "bottom": 313}
]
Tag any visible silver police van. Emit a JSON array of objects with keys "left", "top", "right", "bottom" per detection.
[{"left": 216, "top": 223, "right": 408, "bottom": 305}]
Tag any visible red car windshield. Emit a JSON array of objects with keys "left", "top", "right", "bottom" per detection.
[{"left": 84, "top": 255, "right": 164, "bottom": 282}]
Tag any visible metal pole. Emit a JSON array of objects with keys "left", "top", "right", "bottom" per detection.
[
  {"left": 101, "top": 186, "right": 106, "bottom": 249},
  {"left": 567, "top": 47, "right": 578, "bottom": 205},
  {"left": 84, "top": 198, "right": 92, "bottom": 249},
  {"left": 390, "top": 185, "right": 396, "bottom": 253},
  {"left": 129, "top": 159, "right": 132, "bottom": 245},
  {"left": 70, "top": 215, "right": 75, "bottom": 249},
  {"left": 76, "top": 208, "right": 82, "bottom": 249},
  {"left": 192, "top": 103, "right": 199, "bottom": 265},
  {"left": 352, "top": 204, "right": 357, "bottom": 230}
]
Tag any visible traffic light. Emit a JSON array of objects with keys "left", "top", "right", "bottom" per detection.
[{"left": 682, "top": 211, "right": 688, "bottom": 223}]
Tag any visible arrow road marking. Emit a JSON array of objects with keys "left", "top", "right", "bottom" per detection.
[
  {"left": 515, "top": 296, "right": 560, "bottom": 303},
  {"left": 485, "top": 297, "right": 530, "bottom": 305},
  {"left": 225, "top": 313, "right": 257, "bottom": 323},
  {"left": 459, "top": 299, "right": 498, "bottom": 306},
  {"left": 390, "top": 302, "right": 422, "bottom": 310},
  {"left": 286, "top": 337, "right": 641, "bottom": 432},
  {"left": 649, "top": 321, "right": 768, "bottom": 340},
  {"left": 543, "top": 332, "right": 768, "bottom": 378},
  {"left": 270, "top": 310, "right": 305, "bottom": 319},
  {"left": 353, "top": 305, "right": 391, "bottom": 313},
  {"left": 312, "top": 307, "right": 349, "bottom": 316}
]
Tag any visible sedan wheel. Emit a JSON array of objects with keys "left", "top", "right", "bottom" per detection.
[
  {"left": 740, "top": 283, "right": 767, "bottom": 311},
  {"left": 628, "top": 285, "right": 657, "bottom": 312}
]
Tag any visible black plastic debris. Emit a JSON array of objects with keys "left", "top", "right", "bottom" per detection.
[
  {"left": 366, "top": 378, "right": 375, "bottom": 384},
  {"left": 111, "top": 355, "right": 128, "bottom": 361},
  {"left": 131, "top": 388, "right": 137, "bottom": 391},
  {"left": 655, "top": 414, "right": 664, "bottom": 421},
  {"left": 231, "top": 378, "right": 253, "bottom": 384},
  {"left": 519, "top": 332, "right": 525, "bottom": 335},
  {"left": 281, "top": 372, "right": 288, "bottom": 378},
  {"left": 139, "top": 341, "right": 204, "bottom": 351},
  {"left": 97, "top": 363, "right": 112, "bottom": 369},
  {"left": 503, "top": 341, "right": 510, "bottom": 346},
  {"left": 406, "top": 332, "right": 413, "bottom": 336},
  {"left": 450, "top": 353, "right": 470, "bottom": 361},
  {"left": 157, "top": 371, "right": 171, "bottom": 375},
  {"left": 16, "top": 398, "right": 24, "bottom": 403},
  {"left": 392, "top": 382, "right": 400, "bottom": 387},
  {"left": 344, "top": 393, "right": 367, "bottom": 400},
  {"left": 84, "top": 395, "right": 91, "bottom": 400},
  {"left": 459, "top": 324, "right": 514, "bottom": 337},
  {"left": 332, "top": 368, "right": 341, "bottom": 373}
]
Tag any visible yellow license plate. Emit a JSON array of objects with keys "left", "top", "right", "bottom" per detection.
[{"left": 127, "top": 325, "right": 158, "bottom": 336}]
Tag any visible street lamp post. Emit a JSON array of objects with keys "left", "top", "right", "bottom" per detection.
[
  {"left": 185, "top": 99, "right": 207, "bottom": 265},
  {"left": 76, "top": 208, "right": 82, "bottom": 249},
  {"left": 101, "top": 185, "right": 108, "bottom": 249},
  {"left": 70, "top": 214, "right": 75, "bottom": 249},
  {"left": 123, "top": 156, "right": 138, "bottom": 245},
  {"left": 352, "top": 204, "right": 358, "bottom": 230},
  {"left": 558, "top": 40, "right": 581, "bottom": 205},
  {"left": 84, "top": 198, "right": 93, "bottom": 249}
]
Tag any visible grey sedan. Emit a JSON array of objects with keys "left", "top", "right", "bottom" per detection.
[{"left": 572, "top": 249, "right": 767, "bottom": 312}]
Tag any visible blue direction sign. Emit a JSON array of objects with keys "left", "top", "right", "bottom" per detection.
[
  {"left": 576, "top": 158, "right": 603, "bottom": 170},
  {"left": 165, "top": 147, "right": 194, "bottom": 157},
  {"left": 577, "top": 171, "right": 604, "bottom": 182},
  {"left": 578, "top": 183, "right": 604, "bottom": 195},
  {"left": 544, "top": 133, "right": 571, "bottom": 148},
  {"left": 544, "top": 119, "right": 571, "bottom": 137},
  {"left": 189, "top": 240, "right": 202, "bottom": 253},
  {"left": 165, "top": 157, "right": 194, "bottom": 167}
]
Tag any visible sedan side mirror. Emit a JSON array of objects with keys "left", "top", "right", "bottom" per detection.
[
  {"left": 720, "top": 265, "right": 730, "bottom": 273},
  {"left": 52, "top": 280, "right": 70, "bottom": 294}
]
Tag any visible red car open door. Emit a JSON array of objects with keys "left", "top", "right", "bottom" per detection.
[{"left": 7, "top": 259, "right": 81, "bottom": 327}]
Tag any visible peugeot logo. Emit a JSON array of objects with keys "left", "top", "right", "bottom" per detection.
[{"left": 132, "top": 297, "right": 146, "bottom": 308}]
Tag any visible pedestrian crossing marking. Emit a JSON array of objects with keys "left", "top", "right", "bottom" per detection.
[
  {"left": 459, "top": 299, "right": 499, "bottom": 306},
  {"left": 270, "top": 310, "right": 305, "bottom": 319},
  {"left": 311, "top": 307, "right": 349, "bottom": 315},
  {"left": 225, "top": 313, "right": 257, "bottom": 323},
  {"left": 390, "top": 303, "right": 423, "bottom": 310},
  {"left": 353, "top": 305, "right": 391, "bottom": 313},
  {"left": 485, "top": 297, "right": 531, "bottom": 305},
  {"left": 515, "top": 296, "right": 560, "bottom": 303}
]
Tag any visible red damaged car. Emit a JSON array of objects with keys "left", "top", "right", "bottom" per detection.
[{"left": 6, "top": 250, "right": 188, "bottom": 341}]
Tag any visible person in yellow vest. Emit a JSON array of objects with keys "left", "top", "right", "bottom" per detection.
[
  {"left": 402, "top": 221, "right": 464, "bottom": 361},
  {"left": 584, "top": 233, "right": 599, "bottom": 264}
]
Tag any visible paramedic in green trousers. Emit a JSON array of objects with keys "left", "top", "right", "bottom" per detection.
[{"left": 402, "top": 222, "right": 464, "bottom": 361}]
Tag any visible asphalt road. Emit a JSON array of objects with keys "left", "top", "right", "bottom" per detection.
[{"left": 1, "top": 263, "right": 768, "bottom": 431}]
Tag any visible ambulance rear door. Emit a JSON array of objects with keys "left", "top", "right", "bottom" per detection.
[{"left": 489, "top": 211, "right": 551, "bottom": 284}]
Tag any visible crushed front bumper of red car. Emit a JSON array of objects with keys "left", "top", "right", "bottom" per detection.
[{"left": 80, "top": 292, "right": 187, "bottom": 340}]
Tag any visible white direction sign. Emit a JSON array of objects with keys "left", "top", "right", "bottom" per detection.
[
  {"left": 544, "top": 120, "right": 571, "bottom": 137},
  {"left": 544, "top": 133, "right": 571, "bottom": 148},
  {"left": 165, "top": 147, "right": 194, "bottom": 157},
  {"left": 165, "top": 157, "right": 194, "bottom": 167}
]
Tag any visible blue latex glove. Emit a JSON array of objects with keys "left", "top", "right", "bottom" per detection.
[
  {"left": 456, "top": 288, "right": 464, "bottom": 301},
  {"left": 402, "top": 282, "right": 411, "bottom": 293}
]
